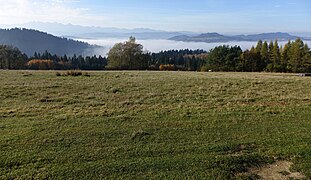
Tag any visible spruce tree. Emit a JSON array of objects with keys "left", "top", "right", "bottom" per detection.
[
  {"left": 255, "top": 40, "right": 263, "bottom": 53},
  {"left": 288, "top": 38, "right": 304, "bottom": 72},
  {"left": 280, "top": 40, "right": 291, "bottom": 72},
  {"left": 260, "top": 41, "right": 269, "bottom": 71},
  {"left": 270, "top": 40, "right": 281, "bottom": 72}
]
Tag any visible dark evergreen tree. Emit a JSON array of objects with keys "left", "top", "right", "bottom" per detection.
[
  {"left": 267, "top": 40, "right": 281, "bottom": 72},
  {"left": 280, "top": 40, "right": 291, "bottom": 72},
  {"left": 260, "top": 41, "right": 269, "bottom": 70},
  {"left": 255, "top": 40, "right": 263, "bottom": 53},
  {"left": 0, "top": 45, "right": 27, "bottom": 69},
  {"left": 206, "top": 45, "right": 242, "bottom": 71}
]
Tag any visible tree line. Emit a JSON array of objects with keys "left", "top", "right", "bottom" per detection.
[
  {"left": 107, "top": 37, "right": 311, "bottom": 73},
  {"left": 0, "top": 46, "right": 107, "bottom": 70},
  {"left": 0, "top": 45, "right": 28, "bottom": 69},
  {"left": 208, "top": 39, "right": 311, "bottom": 73},
  {"left": 1, "top": 37, "right": 311, "bottom": 73}
]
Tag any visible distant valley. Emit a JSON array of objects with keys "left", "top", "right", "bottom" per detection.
[{"left": 0, "top": 24, "right": 310, "bottom": 57}]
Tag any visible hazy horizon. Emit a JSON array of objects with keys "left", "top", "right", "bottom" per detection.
[
  {"left": 1, "top": 0, "right": 311, "bottom": 56},
  {"left": 2, "top": 22, "right": 311, "bottom": 38}
]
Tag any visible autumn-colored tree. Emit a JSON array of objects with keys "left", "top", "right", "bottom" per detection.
[
  {"left": 159, "top": 64, "right": 175, "bottom": 71},
  {"left": 27, "top": 59, "right": 55, "bottom": 70}
]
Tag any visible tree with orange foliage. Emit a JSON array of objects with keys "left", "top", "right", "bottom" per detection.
[{"left": 27, "top": 59, "right": 55, "bottom": 70}]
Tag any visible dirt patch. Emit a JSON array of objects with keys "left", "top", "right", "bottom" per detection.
[{"left": 250, "top": 161, "right": 306, "bottom": 180}]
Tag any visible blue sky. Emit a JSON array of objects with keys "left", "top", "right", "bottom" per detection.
[{"left": 0, "top": 0, "right": 310, "bottom": 33}]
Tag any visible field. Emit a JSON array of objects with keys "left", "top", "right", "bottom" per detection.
[{"left": 1, "top": 70, "right": 311, "bottom": 179}]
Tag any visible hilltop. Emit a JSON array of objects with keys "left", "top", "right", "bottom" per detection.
[{"left": 0, "top": 28, "right": 99, "bottom": 56}]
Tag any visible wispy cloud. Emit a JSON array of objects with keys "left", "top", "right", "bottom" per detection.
[{"left": 0, "top": 0, "right": 107, "bottom": 26}]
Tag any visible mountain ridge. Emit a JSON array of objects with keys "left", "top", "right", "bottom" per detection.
[
  {"left": 0, "top": 28, "right": 100, "bottom": 56},
  {"left": 3, "top": 22, "right": 196, "bottom": 39},
  {"left": 169, "top": 32, "right": 304, "bottom": 43},
  {"left": 3, "top": 22, "right": 310, "bottom": 41}
]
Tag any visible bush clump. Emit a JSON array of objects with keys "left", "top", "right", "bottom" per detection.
[
  {"left": 159, "top": 64, "right": 175, "bottom": 71},
  {"left": 65, "top": 70, "right": 82, "bottom": 76},
  {"left": 56, "top": 71, "right": 90, "bottom": 77}
]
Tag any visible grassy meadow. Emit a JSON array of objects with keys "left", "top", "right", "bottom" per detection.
[{"left": 1, "top": 70, "right": 311, "bottom": 179}]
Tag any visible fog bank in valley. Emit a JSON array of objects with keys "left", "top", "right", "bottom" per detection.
[{"left": 79, "top": 38, "right": 311, "bottom": 57}]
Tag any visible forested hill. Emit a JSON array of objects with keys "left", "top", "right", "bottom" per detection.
[{"left": 0, "top": 28, "right": 97, "bottom": 56}]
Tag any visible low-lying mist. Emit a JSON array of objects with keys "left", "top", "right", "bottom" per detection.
[{"left": 78, "top": 38, "right": 311, "bottom": 57}]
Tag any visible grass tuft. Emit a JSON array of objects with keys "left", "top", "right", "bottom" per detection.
[
  {"left": 55, "top": 71, "right": 91, "bottom": 77},
  {"left": 131, "top": 130, "right": 151, "bottom": 140}
]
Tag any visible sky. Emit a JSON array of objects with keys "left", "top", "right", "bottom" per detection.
[{"left": 0, "top": 0, "right": 310, "bottom": 33}]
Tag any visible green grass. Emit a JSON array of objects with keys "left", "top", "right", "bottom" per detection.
[{"left": 1, "top": 70, "right": 311, "bottom": 179}]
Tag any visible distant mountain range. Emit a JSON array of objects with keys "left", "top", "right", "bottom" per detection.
[
  {"left": 8, "top": 22, "right": 194, "bottom": 40},
  {"left": 169, "top": 32, "right": 307, "bottom": 43},
  {"left": 2, "top": 22, "right": 310, "bottom": 41},
  {"left": 0, "top": 28, "right": 99, "bottom": 56},
  {"left": 0, "top": 26, "right": 310, "bottom": 57}
]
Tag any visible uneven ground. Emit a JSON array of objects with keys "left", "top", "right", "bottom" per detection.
[
  {"left": 249, "top": 161, "right": 306, "bottom": 180},
  {"left": 0, "top": 70, "right": 310, "bottom": 179}
]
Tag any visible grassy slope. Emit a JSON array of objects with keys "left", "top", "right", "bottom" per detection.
[{"left": 0, "top": 70, "right": 311, "bottom": 179}]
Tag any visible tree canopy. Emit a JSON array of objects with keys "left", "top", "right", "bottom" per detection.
[
  {"left": 204, "top": 45, "right": 242, "bottom": 71},
  {"left": 0, "top": 45, "right": 27, "bottom": 69},
  {"left": 107, "top": 37, "right": 150, "bottom": 70}
]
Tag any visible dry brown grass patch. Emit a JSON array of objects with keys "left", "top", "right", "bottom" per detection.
[{"left": 249, "top": 161, "right": 306, "bottom": 180}]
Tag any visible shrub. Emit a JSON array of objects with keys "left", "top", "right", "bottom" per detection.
[
  {"left": 110, "top": 87, "right": 120, "bottom": 93},
  {"left": 65, "top": 70, "right": 82, "bottom": 76},
  {"left": 200, "top": 65, "right": 210, "bottom": 72},
  {"left": 56, "top": 70, "right": 90, "bottom": 77},
  {"left": 159, "top": 64, "right": 175, "bottom": 71},
  {"left": 83, "top": 72, "right": 90, "bottom": 77},
  {"left": 148, "top": 65, "right": 159, "bottom": 70}
]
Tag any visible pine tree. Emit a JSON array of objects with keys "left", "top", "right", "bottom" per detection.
[
  {"left": 255, "top": 40, "right": 263, "bottom": 53},
  {"left": 269, "top": 40, "right": 281, "bottom": 72},
  {"left": 268, "top": 40, "right": 274, "bottom": 53},
  {"left": 33, "top": 52, "right": 39, "bottom": 59},
  {"left": 288, "top": 38, "right": 304, "bottom": 72},
  {"left": 0, "top": 45, "right": 27, "bottom": 69},
  {"left": 302, "top": 43, "right": 311, "bottom": 72},
  {"left": 266, "top": 40, "right": 275, "bottom": 71},
  {"left": 260, "top": 41, "right": 269, "bottom": 71},
  {"left": 280, "top": 40, "right": 291, "bottom": 72}
]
